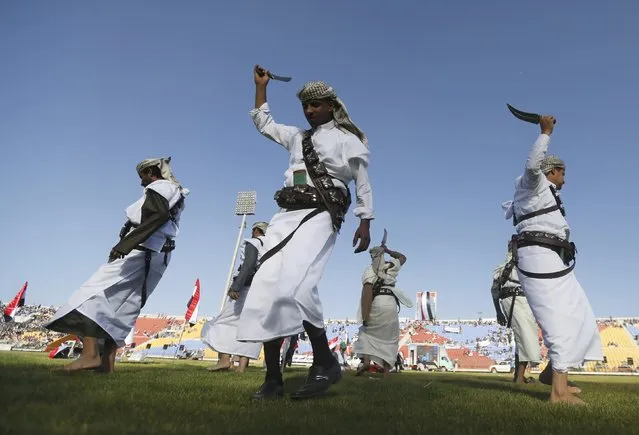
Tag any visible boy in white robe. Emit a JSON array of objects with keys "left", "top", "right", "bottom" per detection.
[
  {"left": 239, "top": 65, "right": 374, "bottom": 400},
  {"left": 45, "top": 158, "right": 187, "bottom": 373},
  {"left": 506, "top": 115, "right": 602, "bottom": 404},
  {"left": 201, "top": 222, "right": 268, "bottom": 373}
]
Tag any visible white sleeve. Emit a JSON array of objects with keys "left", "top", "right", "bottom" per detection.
[
  {"left": 521, "top": 134, "right": 550, "bottom": 190},
  {"left": 249, "top": 103, "right": 303, "bottom": 151},
  {"left": 345, "top": 136, "right": 374, "bottom": 220}
]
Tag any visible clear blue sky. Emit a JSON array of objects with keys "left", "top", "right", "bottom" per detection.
[{"left": 1, "top": 1, "right": 637, "bottom": 320}]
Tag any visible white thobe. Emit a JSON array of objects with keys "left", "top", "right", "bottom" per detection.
[
  {"left": 353, "top": 259, "right": 405, "bottom": 367},
  {"left": 492, "top": 258, "right": 541, "bottom": 363},
  {"left": 201, "top": 237, "right": 266, "bottom": 359},
  {"left": 237, "top": 103, "right": 374, "bottom": 342},
  {"left": 45, "top": 181, "right": 184, "bottom": 346},
  {"left": 511, "top": 134, "right": 602, "bottom": 371}
]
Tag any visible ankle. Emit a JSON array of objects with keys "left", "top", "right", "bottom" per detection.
[{"left": 265, "top": 373, "right": 283, "bottom": 385}]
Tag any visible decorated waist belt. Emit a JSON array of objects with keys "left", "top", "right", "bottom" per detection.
[
  {"left": 511, "top": 231, "right": 577, "bottom": 280},
  {"left": 133, "top": 239, "right": 175, "bottom": 308},
  {"left": 274, "top": 183, "right": 349, "bottom": 218}
]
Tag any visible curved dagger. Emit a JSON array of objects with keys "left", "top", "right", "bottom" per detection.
[
  {"left": 255, "top": 66, "right": 292, "bottom": 82},
  {"left": 381, "top": 229, "right": 388, "bottom": 247},
  {"left": 506, "top": 103, "right": 556, "bottom": 124}
]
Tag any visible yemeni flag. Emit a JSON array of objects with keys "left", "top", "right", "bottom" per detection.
[
  {"left": 185, "top": 279, "right": 200, "bottom": 327},
  {"left": 3, "top": 281, "right": 27, "bottom": 322},
  {"left": 328, "top": 335, "right": 340, "bottom": 351}
]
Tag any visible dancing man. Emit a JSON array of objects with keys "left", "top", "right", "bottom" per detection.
[
  {"left": 237, "top": 65, "right": 374, "bottom": 400},
  {"left": 46, "top": 158, "right": 188, "bottom": 372},
  {"left": 491, "top": 240, "right": 541, "bottom": 384},
  {"left": 504, "top": 114, "right": 602, "bottom": 404},
  {"left": 201, "top": 222, "right": 268, "bottom": 373}
]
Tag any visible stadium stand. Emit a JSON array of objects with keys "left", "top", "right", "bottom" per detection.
[{"left": 2, "top": 304, "right": 638, "bottom": 373}]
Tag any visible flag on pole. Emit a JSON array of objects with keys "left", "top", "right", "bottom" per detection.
[
  {"left": 124, "top": 328, "right": 135, "bottom": 346},
  {"left": 3, "top": 281, "right": 27, "bottom": 322},
  {"left": 185, "top": 279, "right": 200, "bottom": 327}
]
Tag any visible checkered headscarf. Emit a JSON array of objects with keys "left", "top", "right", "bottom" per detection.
[
  {"left": 541, "top": 155, "right": 565, "bottom": 174},
  {"left": 297, "top": 81, "right": 368, "bottom": 146}
]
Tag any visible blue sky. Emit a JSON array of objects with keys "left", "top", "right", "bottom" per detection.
[{"left": 1, "top": 1, "right": 637, "bottom": 320}]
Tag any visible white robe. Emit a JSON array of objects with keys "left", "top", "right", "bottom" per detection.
[
  {"left": 492, "top": 257, "right": 541, "bottom": 363},
  {"left": 237, "top": 209, "right": 336, "bottom": 341},
  {"left": 201, "top": 238, "right": 265, "bottom": 359},
  {"left": 499, "top": 296, "right": 541, "bottom": 363},
  {"left": 45, "top": 180, "right": 183, "bottom": 347},
  {"left": 353, "top": 259, "right": 405, "bottom": 367},
  {"left": 237, "top": 103, "right": 374, "bottom": 342},
  {"left": 511, "top": 134, "right": 602, "bottom": 371}
]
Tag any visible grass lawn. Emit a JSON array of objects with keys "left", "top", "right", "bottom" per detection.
[{"left": 1, "top": 352, "right": 638, "bottom": 435}]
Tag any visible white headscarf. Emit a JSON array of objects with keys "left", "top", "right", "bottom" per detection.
[
  {"left": 136, "top": 157, "right": 190, "bottom": 195},
  {"left": 297, "top": 81, "right": 368, "bottom": 146},
  {"left": 252, "top": 221, "right": 269, "bottom": 235}
]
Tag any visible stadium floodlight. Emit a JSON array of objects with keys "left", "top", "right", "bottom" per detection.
[
  {"left": 234, "top": 191, "right": 257, "bottom": 216},
  {"left": 219, "top": 191, "right": 258, "bottom": 313}
]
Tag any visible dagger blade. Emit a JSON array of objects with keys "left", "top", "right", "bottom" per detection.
[
  {"left": 506, "top": 103, "right": 541, "bottom": 124},
  {"left": 268, "top": 72, "right": 292, "bottom": 82}
]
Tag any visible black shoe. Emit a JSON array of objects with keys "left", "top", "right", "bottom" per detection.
[
  {"left": 290, "top": 363, "right": 342, "bottom": 400},
  {"left": 252, "top": 379, "right": 284, "bottom": 400}
]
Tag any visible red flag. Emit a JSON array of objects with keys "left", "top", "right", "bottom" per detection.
[
  {"left": 4, "top": 281, "right": 27, "bottom": 322},
  {"left": 185, "top": 279, "right": 200, "bottom": 326}
]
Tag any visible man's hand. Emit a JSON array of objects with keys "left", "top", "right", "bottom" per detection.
[
  {"left": 228, "top": 289, "right": 240, "bottom": 300},
  {"left": 352, "top": 219, "right": 371, "bottom": 253},
  {"left": 108, "top": 249, "right": 125, "bottom": 263},
  {"left": 539, "top": 115, "right": 556, "bottom": 136},
  {"left": 254, "top": 65, "right": 270, "bottom": 86},
  {"left": 497, "top": 311, "right": 507, "bottom": 327}
]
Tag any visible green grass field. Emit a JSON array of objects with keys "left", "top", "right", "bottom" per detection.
[{"left": 1, "top": 352, "right": 638, "bottom": 435}]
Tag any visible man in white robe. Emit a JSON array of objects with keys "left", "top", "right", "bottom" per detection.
[
  {"left": 201, "top": 222, "right": 268, "bottom": 373},
  {"left": 506, "top": 115, "right": 602, "bottom": 404},
  {"left": 491, "top": 245, "right": 541, "bottom": 384},
  {"left": 45, "top": 158, "right": 188, "bottom": 373},
  {"left": 239, "top": 65, "right": 374, "bottom": 400},
  {"left": 354, "top": 245, "right": 411, "bottom": 377}
]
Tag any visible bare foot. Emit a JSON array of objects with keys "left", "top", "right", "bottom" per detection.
[
  {"left": 52, "top": 356, "right": 102, "bottom": 372},
  {"left": 567, "top": 385, "right": 582, "bottom": 394},
  {"left": 550, "top": 393, "right": 586, "bottom": 406},
  {"left": 207, "top": 363, "right": 231, "bottom": 372}
]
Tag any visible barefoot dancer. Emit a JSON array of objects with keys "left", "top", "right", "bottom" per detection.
[
  {"left": 45, "top": 158, "right": 188, "bottom": 372},
  {"left": 504, "top": 114, "right": 602, "bottom": 404},
  {"left": 201, "top": 222, "right": 268, "bottom": 373},
  {"left": 353, "top": 242, "right": 411, "bottom": 378}
]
